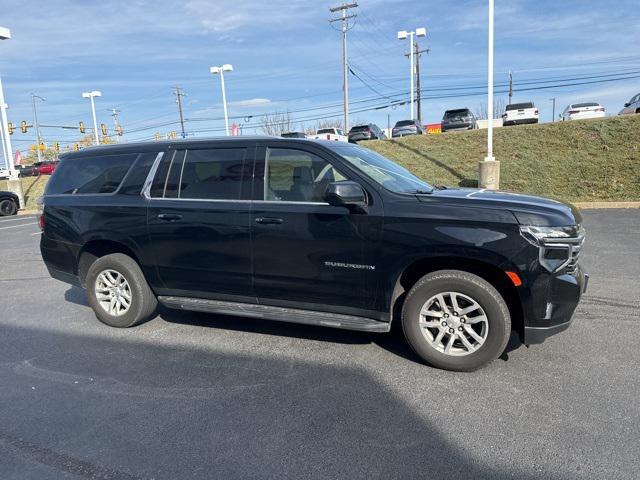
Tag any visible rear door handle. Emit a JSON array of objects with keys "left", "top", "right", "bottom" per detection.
[
  {"left": 255, "top": 217, "right": 284, "bottom": 225},
  {"left": 157, "top": 213, "right": 182, "bottom": 221}
]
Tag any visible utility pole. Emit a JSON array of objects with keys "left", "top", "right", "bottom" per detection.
[
  {"left": 31, "top": 94, "right": 45, "bottom": 161},
  {"left": 329, "top": 2, "right": 357, "bottom": 132},
  {"left": 549, "top": 98, "right": 556, "bottom": 122},
  {"left": 405, "top": 43, "right": 429, "bottom": 126},
  {"left": 508, "top": 70, "right": 513, "bottom": 105},
  {"left": 173, "top": 86, "right": 186, "bottom": 138},
  {"left": 108, "top": 108, "right": 121, "bottom": 143}
]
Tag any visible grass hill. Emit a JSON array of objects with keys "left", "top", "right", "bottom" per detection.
[{"left": 366, "top": 114, "right": 640, "bottom": 202}]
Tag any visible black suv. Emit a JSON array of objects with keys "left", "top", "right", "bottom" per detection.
[
  {"left": 40, "top": 138, "right": 587, "bottom": 371},
  {"left": 348, "top": 124, "right": 385, "bottom": 142},
  {"left": 442, "top": 109, "right": 477, "bottom": 132}
]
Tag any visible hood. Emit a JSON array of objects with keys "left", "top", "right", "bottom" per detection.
[{"left": 417, "top": 188, "right": 582, "bottom": 226}]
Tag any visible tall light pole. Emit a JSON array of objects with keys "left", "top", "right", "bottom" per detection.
[
  {"left": 82, "top": 90, "right": 102, "bottom": 145},
  {"left": 0, "top": 26, "right": 23, "bottom": 209},
  {"left": 398, "top": 27, "right": 426, "bottom": 121},
  {"left": 108, "top": 108, "right": 121, "bottom": 143},
  {"left": 329, "top": 3, "right": 357, "bottom": 132},
  {"left": 479, "top": 0, "right": 499, "bottom": 190},
  {"left": 210, "top": 64, "right": 233, "bottom": 136},
  {"left": 549, "top": 98, "right": 556, "bottom": 122},
  {"left": 31, "top": 94, "right": 45, "bottom": 162}
]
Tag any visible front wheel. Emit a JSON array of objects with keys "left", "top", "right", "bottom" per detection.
[
  {"left": 85, "top": 253, "right": 157, "bottom": 328},
  {"left": 401, "top": 270, "right": 511, "bottom": 371}
]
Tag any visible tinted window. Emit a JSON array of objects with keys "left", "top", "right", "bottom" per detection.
[
  {"left": 46, "top": 153, "right": 138, "bottom": 195},
  {"left": 395, "top": 120, "right": 416, "bottom": 127},
  {"left": 444, "top": 109, "right": 470, "bottom": 117},
  {"left": 264, "top": 148, "right": 347, "bottom": 202},
  {"left": 350, "top": 125, "right": 370, "bottom": 132},
  {"left": 506, "top": 103, "right": 534, "bottom": 110},
  {"left": 150, "top": 151, "right": 177, "bottom": 198},
  {"left": 119, "top": 152, "right": 161, "bottom": 195},
  {"left": 317, "top": 128, "right": 335, "bottom": 134},
  {"left": 179, "top": 148, "right": 249, "bottom": 200},
  {"left": 572, "top": 102, "right": 599, "bottom": 108}
]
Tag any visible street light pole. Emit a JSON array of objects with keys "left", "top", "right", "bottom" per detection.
[
  {"left": 550, "top": 98, "right": 556, "bottom": 122},
  {"left": 210, "top": 64, "right": 233, "bottom": 136},
  {"left": 478, "top": 0, "right": 500, "bottom": 190},
  {"left": 398, "top": 27, "right": 426, "bottom": 121},
  {"left": 31, "top": 94, "right": 45, "bottom": 162},
  {"left": 82, "top": 90, "right": 102, "bottom": 145}
]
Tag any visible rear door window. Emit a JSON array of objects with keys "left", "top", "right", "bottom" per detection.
[{"left": 45, "top": 153, "right": 139, "bottom": 195}]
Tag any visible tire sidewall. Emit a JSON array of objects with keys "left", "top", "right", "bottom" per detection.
[
  {"left": 0, "top": 199, "right": 17, "bottom": 216},
  {"left": 86, "top": 255, "right": 147, "bottom": 328},
  {"left": 402, "top": 272, "right": 510, "bottom": 371}
]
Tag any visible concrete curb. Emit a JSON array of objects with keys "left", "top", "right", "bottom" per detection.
[
  {"left": 18, "top": 209, "right": 39, "bottom": 216},
  {"left": 574, "top": 202, "right": 640, "bottom": 209}
]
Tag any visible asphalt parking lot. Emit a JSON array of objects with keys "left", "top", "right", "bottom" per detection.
[{"left": 0, "top": 210, "right": 638, "bottom": 479}]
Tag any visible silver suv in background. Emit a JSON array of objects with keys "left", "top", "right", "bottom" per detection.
[
  {"left": 441, "top": 109, "right": 477, "bottom": 132},
  {"left": 391, "top": 119, "right": 423, "bottom": 137},
  {"left": 619, "top": 93, "right": 640, "bottom": 115}
]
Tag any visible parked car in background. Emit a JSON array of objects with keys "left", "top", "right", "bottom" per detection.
[
  {"left": 441, "top": 109, "right": 477, "bottom": 132},
  {"left": 281, "top": 132, "right": 307, "bottom": 138},
  {"left": 391, "top": 119, "right": 423, "bottom": 137},
  {"left": 0, "top": 190, "right": 20, "bottom": 216},
  {"left": 619, "top": 92, "right": 640, "bottom": 115},
  {"left": 348, "top": 123, "right": 385, "bottom": 142},
  {"left": 34, "top": 160, "right": 59, "bottom": 175},
  {"left": 0, "top": 168, "right": 10, "bottom": 180},
  {"left": 309, "top": 128, "right": 348, "bottom": 142},
  {"left": 560, "top": 102, "right": 605, "bottom": 121},
  {"left": 502, "top": 102, "right": 539, "bottom": 126},
  {"left": 17, "top": 164, "right": 38, "bottom": 177}
]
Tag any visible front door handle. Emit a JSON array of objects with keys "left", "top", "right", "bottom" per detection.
[
  {"left": 157, "top": 213, "right": 183, "bottom": 221},
  {"left": 255, "top": 217, "right": 284, "bottom": 225}
]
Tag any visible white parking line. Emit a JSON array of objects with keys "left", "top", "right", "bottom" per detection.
[
  {"left": 0, "top": 216, "right": 37, "bottom": 223},
  {"left": 31, "top": 232, "right": 42, "bottom": 236},
  {"left": 0, "top": 222, "right": 37, "bottom": 230}
]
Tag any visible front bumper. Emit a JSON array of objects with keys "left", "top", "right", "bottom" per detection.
[
  {"left": 523, "top": 267, "right": 588, "bottom": 344},
  {"left": 442, "top": 123, "right": 473, "bottom": 131},
  {"left": 504, "top": 118, "right": 538, "bottom": 126}
]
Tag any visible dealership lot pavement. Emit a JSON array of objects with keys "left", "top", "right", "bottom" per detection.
[{"left": 0, "top": 210, "right": 638, "bottom": 479}]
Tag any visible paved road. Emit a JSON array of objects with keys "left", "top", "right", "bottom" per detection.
[{"left": 0, "top": 211, "right": 638, "bottom": 479}]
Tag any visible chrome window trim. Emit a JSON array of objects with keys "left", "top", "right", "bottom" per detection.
[{"left": 141, "top": 151, "right": 165, "bottom": 199}]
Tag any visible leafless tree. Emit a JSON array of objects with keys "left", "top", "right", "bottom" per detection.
[
  {"left": 260, "top": 111, "right": 296, "bottom": 136},
  {"left": 475, "top": 98, "right": 507, "bottom": 119},
  {"left": 304, "top": 118, "right": 344, "bottom": 135}
]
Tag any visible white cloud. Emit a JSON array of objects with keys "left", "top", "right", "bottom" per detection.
[{"left": 230, "top": 98, "right": 272, "bottom": 107}]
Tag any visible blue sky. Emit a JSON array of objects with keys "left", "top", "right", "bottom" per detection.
[{"left": 1, "top": 0, "right": 639, "bottom": 160}]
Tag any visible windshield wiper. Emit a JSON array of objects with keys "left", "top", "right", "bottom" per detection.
[{"left": 410, "top": 188, "right": 434, "bottom": 195}]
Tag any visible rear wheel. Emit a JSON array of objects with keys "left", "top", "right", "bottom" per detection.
[
  {"left": 0, "top": 198, "right": 17, "bottom": 216},
  {"left": 86, "top": 253, "right": 157, "bottom": 328},
  {"left": 401, "top": 270, "right": 511, "bottom": 371}
]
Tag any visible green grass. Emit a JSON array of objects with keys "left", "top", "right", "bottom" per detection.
[
  {"left": 366, "top": 115, "right": 640, "bottom": 202},
  {"left": 0, "top": 175, "right": 48, "bottom": 210}
]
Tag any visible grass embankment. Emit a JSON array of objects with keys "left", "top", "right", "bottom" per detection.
[
  {"left": 0, "top": 175, "right": 48, "bottom": 210},
  {"left": 367, "top": 115, "right": 640, "bottom": 202}
]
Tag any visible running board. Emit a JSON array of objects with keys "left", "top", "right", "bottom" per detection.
[{"left": 158, "top": 296, "right": 390, "bottom": 333}]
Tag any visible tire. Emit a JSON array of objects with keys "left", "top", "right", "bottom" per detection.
[
  {"left": 0, "top": 198, "right": 17, "bottom": 216},
  {"left": 401, "top": 270, "right": 511, "bottom": 371},
  {"left": 85, "top": 253, "right": 157, "bottom": 328}
]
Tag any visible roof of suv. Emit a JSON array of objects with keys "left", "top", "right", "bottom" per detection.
[{"left": 59, "top": 136, "right": 354, "bottom": 159}]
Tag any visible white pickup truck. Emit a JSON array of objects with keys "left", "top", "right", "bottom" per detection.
[
  {"left": 309, "top": 128, "right": 349, "bottom": 142},
  {"left": 502, "top": 102, "right": 539, "bottom": 126}
]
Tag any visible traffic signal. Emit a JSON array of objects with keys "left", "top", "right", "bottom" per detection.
[
  {"left": 101, "top": 123, "right": 108, "bottom": 136},
  {"left": 154, "top": 132, "right": 161, "bottom": 141},
  {"left": 115, "top": 125, "right": 123, "bottom": 136},
  {"left": 7, "top": 122, "right": 14, "bottom": 135},
  {"left": 53, "top": 142, "right": 59, "bottom": 152},
  {"left": 73, "top": 143, "right": 80, "bottom": 151},
  {"left": 39, "top": 142, "right": 46, "bottom": 152},
  {"left": 79, "top": 121, "right": 85, "bottom": 133},
  {"left": 20, "top": 120, "right": 28, "bottom": 133}
]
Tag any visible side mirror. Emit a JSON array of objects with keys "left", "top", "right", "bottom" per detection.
[
  {"left": 325, "top": 181, "right": 367, "bottom": 212},
  {"left": 624, "top": 102, "right": 630, "bottom": 107}
]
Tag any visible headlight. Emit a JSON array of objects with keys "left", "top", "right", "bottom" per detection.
[{"left": 520, "top": 225, "right": 585, "bottom": 272}]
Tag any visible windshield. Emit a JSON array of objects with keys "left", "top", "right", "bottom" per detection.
[
  {"left": 329, "top": 144, "right": 433, "bottom": 194},
  {"left": 572, "top": 102, "right": 599, "bottom": 108},
  {"left": 394, "top": 120, "right": 415, "bottom": 127},
  {"left": 317, "top": 128, "right": 336, "bottom": 134}
]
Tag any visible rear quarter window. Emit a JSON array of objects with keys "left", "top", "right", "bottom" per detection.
[{"left": 45, "top": 153, "right": 139, "bottom": 195}]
